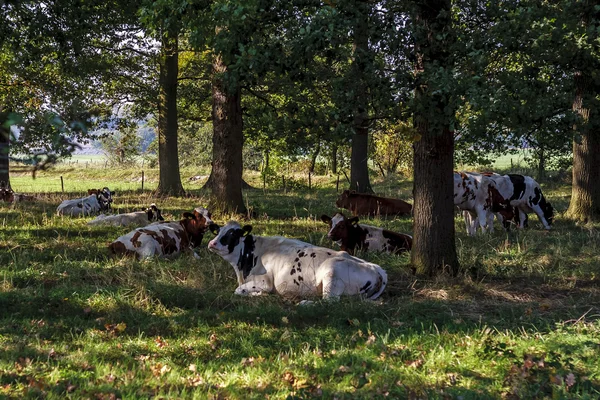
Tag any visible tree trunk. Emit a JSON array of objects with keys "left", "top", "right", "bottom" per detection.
[
  {"left": 331, "top": 145, "right": 338, "bottom": 174},
  {"left": 349, "top": 2, "right": 373, "bottom": 193},
  {"left": 309, "top": 141, "right": 321, "bottom": 173},
  {"left": 537, "top": 146, "right": 546, "bottom": 182},
  {"left": 566, "top": 70, "right": 600, "bottom": 222},
  {"left": 156, "top": 28, "right": 185, "bottom": 197},
  {"left": 410, "top": 0, "right": 459, "bottom": 276},
  {"left": 0, "top": 110, "right": 10, "bottom": 188},
  {"left": 203, "top": 51, "right": 247, "bottom": 215}
]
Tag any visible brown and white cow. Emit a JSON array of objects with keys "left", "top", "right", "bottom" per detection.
[
  {"left": 108, "top": 207, "right": 212, "bottom": 259},
  {"left": 207, "top": 221, "right": 387, "bottom": 301},
  {"left": 321, "top": 213, "right": 412, "bottom": 255},
  {"left": 335, "top": 190, "right": 412, "bottom": 217},
  {"left": 0, "top": 182, "right": 36, "bottom": 203},
  {"left": 485, "top": 174, "right": 554, "bottom": 230},
  {"left": 88, "top": 204, "right": 164, "bottom": 227},
  {"left": 454, "top": 172, "right": 515, "bottom": 235}
]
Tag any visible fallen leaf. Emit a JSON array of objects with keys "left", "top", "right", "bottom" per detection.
[
  {"left": 282, "top": 371, "right": 296, "bottom": 385},
  {"left": 366, "top": 334, "right": 377, "bottom": 346},
  {"left": 188, "top": 364, "right": 197, "bottom": 372},
  {"left": 281, "top": 316, "right": 289, "bottom": 324},
  {"left": 405, "top": 359, "right": 423, "bottom": 369}
]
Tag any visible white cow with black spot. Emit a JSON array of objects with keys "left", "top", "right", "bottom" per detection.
[
  {"left": 88, "top": 204, "right": 164, "bottom": 227},
  {"left": 207, "top": 221, "right": 388, "bottom": 301},
  {"left": 57, "top": 187, "right": 114, "bottom": 217}
]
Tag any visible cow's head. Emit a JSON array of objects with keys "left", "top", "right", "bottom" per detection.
[
  {"left": 335, "top": 190, "right": 354, "bottom": 208},
  {"left": 321, "top": 213, "right": 359, "bottom": 241},
  {"left": 180, "top": 207, "right": 213, "bottom": 247},
  {"left": 96, "top": 187, "right": 114, "bottom": 211},
  {"left": 542, "top": 201, "right": 554, "bottom": 226},
  {"left": 207, "top": 221, "right": 252, "bottom": 255},
  {"left": 146, "top": 204, "right": 164, "bottom": 222}
]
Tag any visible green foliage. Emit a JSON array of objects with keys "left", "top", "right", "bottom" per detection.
[
  {"left": 98, "top": 125, "right": 142, "bottom": 167},
  {"left": 371, "top": 121, "right": 415, "bottom": 178}
]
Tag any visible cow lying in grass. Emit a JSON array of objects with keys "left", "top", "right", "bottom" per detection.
[
  {"left": 88, "top": 204, "right": 164, "bottom": 227},
  {"left": 321, "top": 213, "right": 412, "bottom": 255},
  {"left": 207, "top": 221, "right": 387, "bottom": 301},
  {"left": 0, "top": 181, "right": 36, "bottom": 203},
  {"left": 336, "top": 190, "right": 412, "bottom": 216},
  {"left": 108, "top": 207, "right": 212, "bottom": 259},
  {"left": 57, "top": 187, "right": 114, "bottom": 217}
]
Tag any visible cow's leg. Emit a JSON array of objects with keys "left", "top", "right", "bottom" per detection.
[
  {"left": 463, "top": 210, "right": 476, "bottom": 236},
  {"left": 516, "top": 207, "right": 528, "bottom": 229},
  {"left": 234, "top": 280, "right": 271, "bottom": 296},
  {"left": 475, "top": 207, "right": 489, "bottom": 234}
]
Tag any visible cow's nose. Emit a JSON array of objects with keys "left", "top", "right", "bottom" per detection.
[{"left": 208, "top": 241, "right": 217, "bottom": 249}]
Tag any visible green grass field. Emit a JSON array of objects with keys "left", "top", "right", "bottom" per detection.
[{"left": 1, "top": 163, "right": 599, "bottom": 399}]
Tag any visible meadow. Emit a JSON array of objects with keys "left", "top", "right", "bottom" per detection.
[{"left": 1, "top": 162, "right": 599, "bottom": 399}]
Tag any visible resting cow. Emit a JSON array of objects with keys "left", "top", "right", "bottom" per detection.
[
  {"left": 108, "top": 207, "right": 213, "bottom": 259},
  {"left": 486, "top": 174, "right": 554, "bottom": 230},
  {"left": 321, "top": 213, "right": 412, "bottom": 255},
  {"left": 0, "top": 182, "right": 36, "bottom": 203},
  {"left": 207, "top": 221, "right": 387, "bottom": 301},
  {"left": 88, "top": 204, "right": 164, "bottom": 227},
  {"left": 56, "top": 187, "right": 114, "bottom": 217},
  {"left": 335, "top": 190, "right": 412, "bottom": 216}
]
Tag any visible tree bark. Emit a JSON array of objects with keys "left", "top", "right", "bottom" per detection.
[
  {"left": 203, "top": 51, "right": 247, "bottom": 215},
  {"left": 331, "top": 144, "right": 338, "bottom": 174},
  {"left": 566, "top": 70, "right": 600, "bottom": 222},
  {"left": 0, "top": 110, "right": 10, "bottom": 188},
  {"left": 349, "top": 2, "right": 373, "bottom": 193},
  {"left": 410, "top": 0, "right": 459, "bottom": 276},
  {"left": 156, "top": 27, "right": 185, "bottom": 197},
  {"left": 537, "top": 146, "right": 546, "bottom": 182}
]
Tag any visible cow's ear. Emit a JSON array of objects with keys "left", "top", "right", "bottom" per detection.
[
  {"left": 110, "top": 191, "right": 115, "bottom": 196},
  {"left": 242, "top": 225, "right": 252, "bottom": 236},
  {"left": 349, "top": 216, "right": 359, "bottom": 225},
  {"left": 320, "top": 215, "right": 331, "bottom": 223}
]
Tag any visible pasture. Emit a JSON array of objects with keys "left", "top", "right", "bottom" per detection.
[{"left": 1, "top": 164, "right": 600, "bottom": 399}]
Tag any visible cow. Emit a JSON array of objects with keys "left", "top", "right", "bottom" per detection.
[
  {"left": 320, "top": 213, "right": 412, "bottom": 255},
  {"left": 335, "top": 190, "right": 412, "bottom": 216},
  {"left": 486, "top": 174, "right": 554, "bottom": 230},
  {"left": 207, "top": 221, "right": 387, "bottom": 302},
  {"left": 0, "top": 182, "right": 36, "bottom": 203},
  {"left": 454, "top": 172, "right": 515, "bottom": 235},
  {"left": 56, "top": 187, "right": 114, "bottom": 217},
  {"left": 88, "top": 204, "right": 164, "bottom": 227},
  {"left": 108, "top": 207, "right": 213, "bottom": 259}
]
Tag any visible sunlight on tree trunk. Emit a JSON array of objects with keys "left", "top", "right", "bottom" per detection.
[
  {"left": 567, "top": 72, "right": 600, "bottom": 222},
  {"left": 156, "top": 27, "right": 185, "bottom": 197}
]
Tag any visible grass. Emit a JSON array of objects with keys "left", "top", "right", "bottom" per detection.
[{"left": 1, "top": 163, "right": 600, "bottom": 399}]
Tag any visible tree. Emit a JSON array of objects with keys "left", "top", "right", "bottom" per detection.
[
  {"left": 156, "top": 26, "right": 185, "bottom": 196},
  {"left": 410, "top": 0, "right": 460, "bottom": 276},
  {"left": 565, "top": 1, "right": 600, "bottom": 222}
]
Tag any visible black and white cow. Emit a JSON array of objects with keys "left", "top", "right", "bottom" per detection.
[
  {"left": 489, "top": 174, "right": 554, "bottom": 230},
  {"left": 454, "top": 172, "right": 515, "bottom": 235},
  {"left": 320, "top": 213, "right": 412, "bottom": 255},
  {"left": 108, "top": 207, "right": 212, "bottom": 259},
  {"left": 57, "top": 187, "right": 114, "bottom": 217},
  {"left": 88, "top": 204, "right": 164, "bottom": 227},
  {"left": 207, "top": 221, "right": 388, "bottom": 301}
]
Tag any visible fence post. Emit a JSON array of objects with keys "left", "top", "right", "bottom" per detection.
[
  {"left": 141, "top": 170, "right": 144, "bottom": 191},
  {"left": 308, "top": 172, "right": 311, "bottom": 190},
  {"left": 60, "top": 176, "right": 64, "bottom": 193}
]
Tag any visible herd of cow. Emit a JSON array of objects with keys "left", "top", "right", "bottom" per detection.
[{"left": 1, "top": 171, "right": 553, "bottom": 302}]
